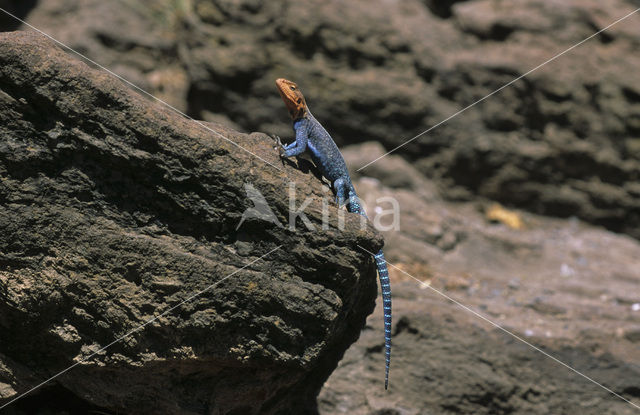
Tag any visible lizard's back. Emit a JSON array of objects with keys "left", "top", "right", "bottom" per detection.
[{"left": 301, "top": 113, "right": 351, "bottom": 184}]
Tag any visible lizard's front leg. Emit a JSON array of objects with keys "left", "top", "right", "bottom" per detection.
[{"left": 280, "top": 122, "right": 308, "bottom": 158}]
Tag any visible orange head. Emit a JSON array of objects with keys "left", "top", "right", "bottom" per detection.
[{"left": 276, "top": 78, "right": 307, "bottom": 119}]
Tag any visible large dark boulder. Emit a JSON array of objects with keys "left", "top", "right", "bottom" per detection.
[{"left": 0, "top": 31, "right": 381, "bottom": 415}]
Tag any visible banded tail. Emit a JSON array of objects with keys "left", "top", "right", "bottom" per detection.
[
  {"left": 347, "top": 187, "right": 392, "bottom": 390},
  {"left": 373, "top": 249, "right": 392, "bottom": 389}
]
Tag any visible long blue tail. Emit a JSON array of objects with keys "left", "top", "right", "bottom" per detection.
[
  {"left": 374, "top": 249, "right": 392, "bottom": 389},
  {"left": 348, "top": 188, "right": 392, "bottom": 390}
]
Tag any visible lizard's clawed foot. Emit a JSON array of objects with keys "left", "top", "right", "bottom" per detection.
[{"left": 270, "top": 134, "right": 285, "bottom": 156}]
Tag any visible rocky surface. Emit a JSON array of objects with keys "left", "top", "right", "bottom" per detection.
[
  {"left": 0, "top": 1, "right": 639, "bottom": 414},
  {"left": 2, "top": 0, "right": 639, "bottom": 237},
  {"left": 0, "top": 31, "right": 382, "bottom": 414},
  {"left": 317, "top": 143, "right": 640, "bottom": 414}
]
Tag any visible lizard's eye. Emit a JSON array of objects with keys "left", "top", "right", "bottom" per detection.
[{"left": 290, "top": 86, "right": 296, "bottom": 91}]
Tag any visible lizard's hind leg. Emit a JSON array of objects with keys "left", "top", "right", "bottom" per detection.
[
  {"left": 347, "top": 187, "right": 363, "bottom": 215},
  {"left": 333, "top": 178, "right": 348, "bottom": 207}
]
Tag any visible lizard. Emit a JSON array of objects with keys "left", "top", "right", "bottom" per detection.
[{"left": 274, "top": 78, "right": 392, "bottom": 389}]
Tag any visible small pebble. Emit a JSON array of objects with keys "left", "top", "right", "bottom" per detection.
[
  {"left": 560, "top": 263, "right": 575, "bottom": 277},
  {"left": 632, "top": 303, "right": 640, "bottom": 312}
]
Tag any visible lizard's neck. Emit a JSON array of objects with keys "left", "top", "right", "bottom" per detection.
[
  {"left": 298, "top": 104, "right": 311, "bottom": 120},
  {"left": 293, "top": 107, "right": 311, "bottom": 122}
]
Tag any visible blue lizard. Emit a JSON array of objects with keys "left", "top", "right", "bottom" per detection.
[{"left": 275, "top": 78, "right": 392, "bottom": 389}]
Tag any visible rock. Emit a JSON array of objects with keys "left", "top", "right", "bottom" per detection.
[
  {"left": 7, "top": 0, "right": 639, "bottom": 238},
  {"left": 4, "top": 1, "right": 640, "bottom": 236},
  {"left": 624, "top": 327, "right": 640, "bottom": 343},
  {"left": 323, "top": 141, "right": 640, "bottom": 415},
  {"left": 0, "top": 31, "right": 382, "bottom": 414},
  {"left": 3, "top": 2, "right": 640, "bottom": 413},
  {"left": 342, "top": 142, "right": 440, "bottom": 200}
]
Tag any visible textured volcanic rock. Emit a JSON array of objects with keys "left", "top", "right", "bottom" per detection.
[
  {"left": 5, "top": 0, "right": 639, "bottom": 237},
  {"left": 0, "top": 31, "right": 383, "bottom": 414}
]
